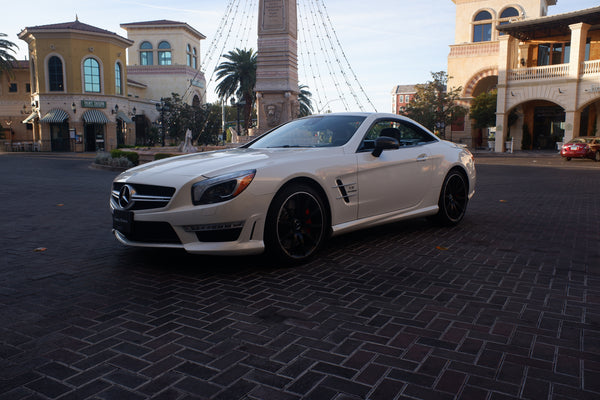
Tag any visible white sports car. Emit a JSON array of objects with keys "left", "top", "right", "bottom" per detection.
[{"left": 111, "top": 113, "right": 476, "bottom": 263}]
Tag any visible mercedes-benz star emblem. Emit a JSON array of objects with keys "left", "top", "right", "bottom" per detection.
[{"left": 118, "top": 184, "right": 136, "bottom": 209}]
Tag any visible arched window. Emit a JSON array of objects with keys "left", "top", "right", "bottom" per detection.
[
  {"left": 193, "top": 47, "right": 198, "bottom": 69},
  {"left": 473, "top": 11, "right": 492, "bottom": 42},
  {"left": 48, "top": 56, "right": 64, "bottom": 91},
  {"left": 115, "top": 62, "right": 123, "bottom": 95},
  {"left": 140, "top": 41, "right": 153, "bottom": 65},
  {"left": 499, "top": 7, "right": 520, "bottom": 34},
  {"left": 158, "top": 41, "right": 172, "bottom": 65},
  {"left": 83, "top": 58, "right": 101, "bottom": 93},
  {"left": 186, "top": 44, "right": 192, "bottom": 67}
]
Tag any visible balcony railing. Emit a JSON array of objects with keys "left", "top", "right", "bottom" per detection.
[
  {"left": 583, "top": 60, "right": 600, "bottom": 75},
  {"left": 508, "top": 64, "right": 569, "bottom": 81}
]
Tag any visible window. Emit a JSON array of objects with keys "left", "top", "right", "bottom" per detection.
[
  {"left": 499, "top": 7, "right": 520, "bottom": 35},
  {"left": 8, "top": 83, "right": 17, "bottom": 92},
  {"left": 193, "top": 47, "right": 198, "bottom": 69},
  {"left": 140, "top": 41, "right": 153, "bottom": 65},
  {"left": 115, "top": 62, "right": 122, "bottom": 95},
  {"left": 398, "top": 95, "right": 404, "bottom": 103},
  {"left": 405, "top": 95, "right": 410, "bottom": 104},
  {"left": 26, "top": 83, "right": 31, "bottom": 93},
  {"left": 186, "top": 44, "right": 192, "bottom": 67},
  {"left": 360, "top": 120, "right": 436, "bottom": 151},
  {"left": 48, "top": 56, "right": 64, "bottom": 91},
  {"left": 158, "top": 41, "right": 172, "bottom": 65},
  {"left": 473, "top": 11, "right": 492, "bottom": 42},
  {"left": 83, "top": 58, "right": 101, "bottom": 93},
  {"left": 538, "top": 42, "right": 570, "bottom": 66}
]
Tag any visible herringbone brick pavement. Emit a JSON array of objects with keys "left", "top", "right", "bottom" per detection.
[{"left": 0, "top": 153, "right": 598, "bottom": 399}]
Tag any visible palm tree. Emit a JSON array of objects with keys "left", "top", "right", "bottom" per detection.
[
  {"left": 298, "top": 84, "right": 314, "bottom": 117},
  {"left": 215, "top": 48, "right": 257, "bottom": 132},
  {"left": 0, "top": 33, "right": 18, "bottom": 79}
]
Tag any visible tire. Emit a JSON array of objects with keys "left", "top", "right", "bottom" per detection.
[
  {"left": 595, "top": 151, "right": 600, "bottom": 162},
  {"left": 435, "top": 170, "right": 469, "bottom": 226},
  {"left": 566, "top": 157, "right": 572, "bottom": 161},
  {"left": 265, "top": 184, "right": 328, "bottom": 264}
]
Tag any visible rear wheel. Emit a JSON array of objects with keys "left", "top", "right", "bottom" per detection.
[
  {"left": 435, "top": 170, "right": 469, "bottom": 226},
  {"left": 265, "top": 184, "right": 328, "bottom": 264},
  {"left": 566, "top": 157, "right": 572, "bottom": 161}
]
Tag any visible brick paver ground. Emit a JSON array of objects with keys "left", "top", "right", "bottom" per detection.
[{"left": 0, "top": 152, "right": 599, "bottom": 399}]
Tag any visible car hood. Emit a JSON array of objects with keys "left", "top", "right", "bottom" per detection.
[{"left": 115, "top": 147, "right": 324, "bottom": 187}]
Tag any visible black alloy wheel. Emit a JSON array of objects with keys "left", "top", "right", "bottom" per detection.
[
  {"left": 266, "top": 184, "right": 327, "bottom": 263},
  {"left": 436, "top": 170, "right": 468, "bottom": 226}
]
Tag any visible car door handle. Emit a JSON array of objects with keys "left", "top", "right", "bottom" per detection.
[{"left": 416, "top": 154, "right": 428, "bottom": 162}]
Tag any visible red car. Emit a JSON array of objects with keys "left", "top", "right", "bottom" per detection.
[{"left": 560, "top": 137, "right": 600, "bottom": 161}]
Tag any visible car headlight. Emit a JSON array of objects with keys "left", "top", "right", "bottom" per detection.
[{"left": 191, "top": 170, "right": 256, "bottom": 205}]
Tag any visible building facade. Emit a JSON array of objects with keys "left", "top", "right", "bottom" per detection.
[
  {"left": 0, "top": 61, "right": 34, "bottom": 150},
  {"left": 0, "top": 18, "right": 207, "bottom": 152},
  {"left": 495, "top": 7, "right": 600, "bottom": 152},
  {"left": 120, "top": 20, "right": 207, "bottom": 107},
  {"left": 391, "top": 85, "right": 415, "bottom": 115},
  {"left": 448, "top": 0, "right": 557, "bottom": 148}
]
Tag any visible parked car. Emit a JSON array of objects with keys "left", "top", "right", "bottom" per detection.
[
  {"left": 560, "top": 137, "right": 600, "bottom": 161},
  {"left": 111, "top": 113, "right": 476, "bottom": 263}
]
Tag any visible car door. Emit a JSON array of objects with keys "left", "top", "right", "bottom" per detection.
[{"left": 356, "top": 119, "right": 435, "bottom": 219}]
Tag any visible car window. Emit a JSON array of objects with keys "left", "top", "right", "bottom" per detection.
[
  {"left": 248, "top": 115, "right": 366, "bottom": 148},
  {"left": 359, "top": 119, "right": 436, "bottom": 151}
]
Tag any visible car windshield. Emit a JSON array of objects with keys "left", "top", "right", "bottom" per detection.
[
  {"left": 569, "top": 138, "right": 592, "bottom": 144},
  {"left": 247, "top": 115, "right": 366, "bottom": 148}
]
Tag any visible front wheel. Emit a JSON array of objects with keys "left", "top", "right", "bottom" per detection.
[
  {"left": 265, "top": 184, "right": 328, "bottom": 264},
  {"left": 435, "top": 170, "right": 469, "bottom": 226}
]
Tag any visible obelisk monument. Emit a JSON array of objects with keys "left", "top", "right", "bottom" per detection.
[{"left": 255, "top": 0, "right": 299, "bottom": 134}]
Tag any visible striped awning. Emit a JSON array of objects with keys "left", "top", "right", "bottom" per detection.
[
  {"left": 22, "top": 112, "right": 38, "bottom": 124},
  {"left": 116, "top": 110, "right": 133, "bottom": 123},
  {"left": 82, "top": 109, "right": 110, "bottom": 124},
  {"left": 40, "top": 109, "right": 69, "bottom": 123}
]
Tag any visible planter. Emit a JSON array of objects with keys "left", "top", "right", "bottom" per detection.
[
  {"left": 505, "top": 140, "right": 513, "bottom": 153},
  {"left": 488, "top": 140, "right": 495, "bottom": 150}
]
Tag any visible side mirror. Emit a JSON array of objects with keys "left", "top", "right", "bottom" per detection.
[{"left": 372, "top": 136, "right": 399, "bottom": 157}]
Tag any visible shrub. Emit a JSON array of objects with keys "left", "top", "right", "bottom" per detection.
[
  {"left": 110, "top": 149, "right": 139, "bottom": 165},
  {"left": 154, "top": 153, "right": 175, "bottom": 161}
]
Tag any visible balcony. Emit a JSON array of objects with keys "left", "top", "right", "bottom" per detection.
[
  {"left": 508, "top": 64, "right": 569, "bottom": 81},
  {"left": 507, "top": 60, "right": 600, "bottom": 82}
]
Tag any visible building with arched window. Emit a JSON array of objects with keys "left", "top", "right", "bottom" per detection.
[
  {"left": 448, "top": 1, "right": 600, "bottom": 152},
  {"left": 120, "top": 20, "right": 206, "bottom": 108},
  {"left": 448, "top": 1, "right": 557, "bottom": 148},
  {"left": 17, "top": 19, "right": 141, "bottom": 152}
]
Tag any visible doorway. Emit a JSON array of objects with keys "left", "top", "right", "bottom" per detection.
[
  {"left": 50, "top": 122, "right": 70, "bottom": 152},
  {"left": 85, "top": 123, "right": 105, "bottom": 152}
]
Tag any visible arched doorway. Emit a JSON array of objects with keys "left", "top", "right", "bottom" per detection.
[{"left": 466, "top": 73, "right": 498, "bottom": 148}]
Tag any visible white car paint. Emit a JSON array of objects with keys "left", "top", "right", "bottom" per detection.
[{"left": 111, "top": 113, "right": 476, "bottom": 258}]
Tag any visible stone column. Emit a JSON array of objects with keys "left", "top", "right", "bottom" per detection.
[{"left": 255, "top": 0, "right": 299, "bottom": 135}]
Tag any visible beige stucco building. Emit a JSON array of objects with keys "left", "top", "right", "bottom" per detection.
[{"left": 121, "top": 20, "right": 207, "bottom": 107}]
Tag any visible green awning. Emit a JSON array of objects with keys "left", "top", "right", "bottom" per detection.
[
  {"left": 82, "top": 109, "right": 110, "bottom": 124},
  {"left": 22, "top": 112, "right": 38, "bottom": 124},
  {"left": 116, "top": 110, "right": 133, "bottom": 123},
  {"left": 40, "top": 109, "right": 69, "bottom": 123}
]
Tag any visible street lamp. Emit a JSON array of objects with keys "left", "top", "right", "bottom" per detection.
[{"left": 230, "top": 97, "right": 246, "bottom": 135}]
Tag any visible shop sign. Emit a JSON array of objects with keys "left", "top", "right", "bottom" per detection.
[{"left": 81, "top": 100, "right": 107, "bottom": 108}]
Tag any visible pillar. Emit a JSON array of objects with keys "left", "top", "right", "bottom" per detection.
[{"left": 255, "top": 0, "right": 299, "bottom": 134}]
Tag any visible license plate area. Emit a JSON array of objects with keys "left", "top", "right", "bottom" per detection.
[{"left": 113, "top": 209, "right": 133, "bottom": 235}]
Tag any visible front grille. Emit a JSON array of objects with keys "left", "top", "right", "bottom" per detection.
[
  {"left": 118, "top": 221, "right": 181, "bottom": 244},
  {"left": 112, "top": 183, "right": 176, "bottom": 211}
]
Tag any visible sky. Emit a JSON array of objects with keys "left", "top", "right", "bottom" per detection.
[{"left": 3, "top": 0, "right": 599, "bottom": 113}]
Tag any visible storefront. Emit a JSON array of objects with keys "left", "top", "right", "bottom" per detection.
[{"left": 82, "top": 109, "right": 109, "bottom": 152}]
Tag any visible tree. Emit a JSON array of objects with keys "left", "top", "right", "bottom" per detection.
[
  {"left": 0, "top": 33, "right": 18, "bottom": 79},
  {"left": 403, "top": 71, "right": 467, "bottom": 138},
  {"left": 298, "top": 84, "right": 314, "bottom": 117},
  {"left": 215, "top": 48, "right": 257, "bottom": 132},
  {"left": 469, "top": 89, "right": 497, "bottom": 130}
]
